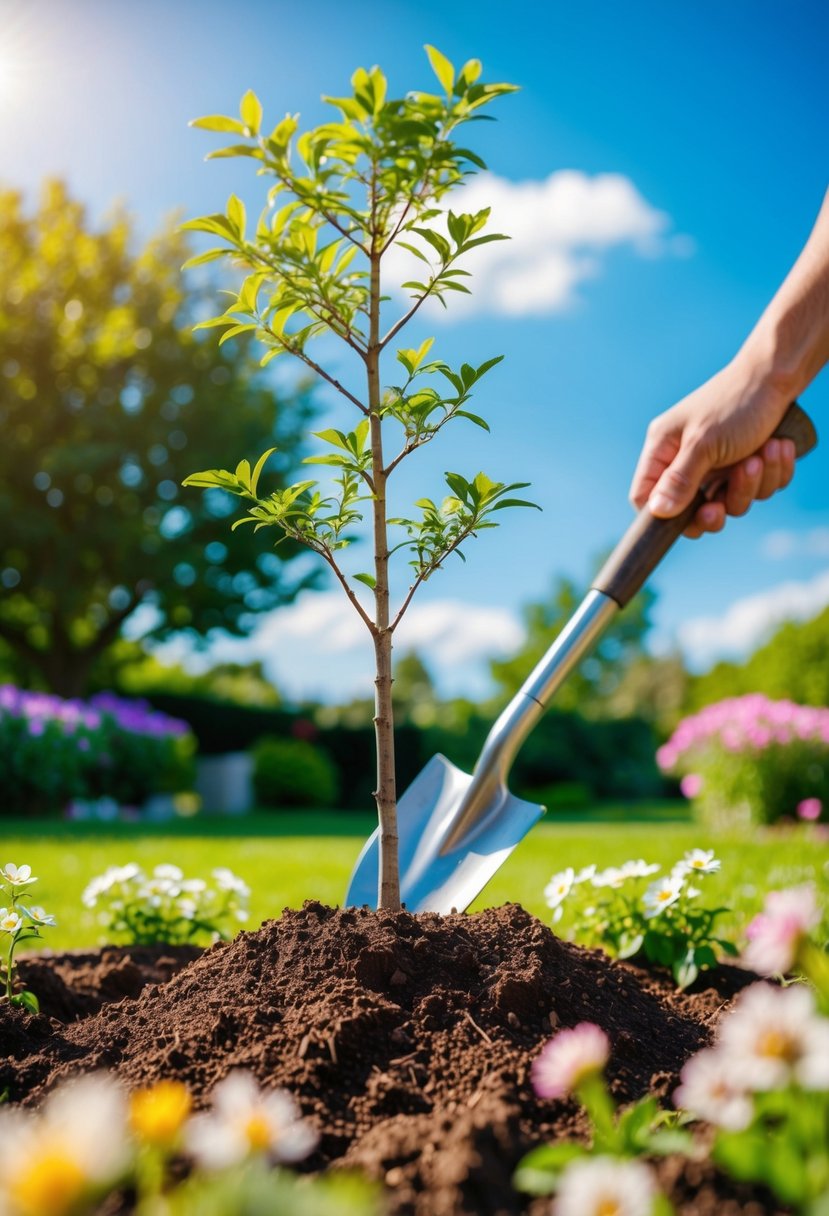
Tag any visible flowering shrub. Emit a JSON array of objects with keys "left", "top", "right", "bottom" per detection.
[
  {"left": 0, "top": 1069, "right": 380, "bottom": 1216},
  {"left": 82, "top": 863, "right": 250, "bottom": 945},
  {"left": 0, "top": 685, "right": 195, "bottom": 816},
  {"left": 0, "top": 860, "right": 56, "bottom": 1012},
  {"left": 544, "top": 850, "right": 735, "bottom": 988},
  {"left": 657, "top": 694, "right": 829, "bottom": 828}
]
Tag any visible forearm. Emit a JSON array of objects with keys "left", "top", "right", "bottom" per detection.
[{"left": 737, "top": 187, "right": 829, "bottom": 400}]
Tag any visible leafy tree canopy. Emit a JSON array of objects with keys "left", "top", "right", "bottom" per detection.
[
  {"left": 0, "top": 181, "right": 313, "bottom": 698},
  {"left": 685, "top": 603, "right": 829, "bottom": 712}
]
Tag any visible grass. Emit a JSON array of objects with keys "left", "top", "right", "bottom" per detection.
[{"left": 4, "top": 803, "right": 828, "bottom": 952}]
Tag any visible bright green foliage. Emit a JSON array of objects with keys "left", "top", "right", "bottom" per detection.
[
  {"left": 252, "top": 736, "right": 340, "bottom": 809},
  {"left": 686, "top": 604, "right": 829, "bottom": 713},
  {"left": 183, "top": 48, "right": 529, "bottom": 616},
  {"left": 0, "top": 181, "right": 313, "bottom": 698}
]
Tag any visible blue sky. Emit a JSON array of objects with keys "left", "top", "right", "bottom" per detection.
[{"left": 1, "top": 0, "right": 828, "bottom": 701}]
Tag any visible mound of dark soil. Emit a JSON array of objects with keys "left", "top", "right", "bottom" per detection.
[
  {"left": 1, "top": 903, "right": 784, "bottom": 1215},
  {"left": 17, "top": 945, "right": 201, "bottom": 1021}
]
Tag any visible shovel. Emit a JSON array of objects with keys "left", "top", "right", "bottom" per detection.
[{"left": 346, "top": 402, "right": 817, "bottom": 914}]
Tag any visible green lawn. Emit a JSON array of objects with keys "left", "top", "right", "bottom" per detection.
[{"left": 3, "top": 806, "right": 827, "bottom": 951}]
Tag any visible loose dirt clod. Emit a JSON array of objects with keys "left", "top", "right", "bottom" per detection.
[{"left": 1, "top": 903, "right": 782, "bottom": 1214}]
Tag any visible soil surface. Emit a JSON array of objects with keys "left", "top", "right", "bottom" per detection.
[{"left": 1, "top": 903, "right": 787, "bottom": 1215}]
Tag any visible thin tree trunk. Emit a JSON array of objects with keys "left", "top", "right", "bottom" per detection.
[{"left": 367, "top": 233, "right": 400, "bottom": 910}]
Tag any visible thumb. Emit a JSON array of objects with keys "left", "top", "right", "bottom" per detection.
[{"left": 648, "top": 440, "right": 711, "bottom": 518}]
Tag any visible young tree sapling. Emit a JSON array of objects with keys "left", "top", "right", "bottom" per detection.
[{"left": 183, "top": 47, "right": 538, "bottom": 909}]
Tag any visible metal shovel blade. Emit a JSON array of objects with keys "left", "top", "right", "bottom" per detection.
[{"left": 346, "top": 753, "right": 544, "bottom": 915}]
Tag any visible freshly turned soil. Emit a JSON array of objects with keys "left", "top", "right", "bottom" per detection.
[
  {"left": 16, "top": 945, "right": 202, "bottom": 1021},
  {"left": 0, "top": 904, "right": 787, "bottom": 1215}
]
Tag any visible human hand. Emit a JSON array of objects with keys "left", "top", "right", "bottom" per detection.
[{"left": 629, "top": 360, "right": 796, "bottom": 538}]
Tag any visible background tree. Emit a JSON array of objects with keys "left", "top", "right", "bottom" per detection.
[
  {"left": 490, "top": 568, "right": 654, "bottom": 716},
  {"left": 0, "top": 181, "right": 313, "bottom": 698},
  {"left": 685, "top": 604, "right": 829, "bottom": 712}
]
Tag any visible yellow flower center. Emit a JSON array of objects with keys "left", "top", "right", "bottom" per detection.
[
  {"left": 758, "top": 1029, "right": 800, "bottom": 1063},
  {"left": 130, "top": 1081, "right": 192, "bottom": 1146},
  {"left": 244, "top": 1112, "right": 272, "bottom": 1152},
  {"left": 596, "top": 1197, "right": 621, "bottom": 1216},
  {"left": 9, "top": 1148, "right": 87, "bottom": 1216}
]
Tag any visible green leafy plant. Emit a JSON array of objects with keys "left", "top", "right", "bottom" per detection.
[
  {"left": 81, "top": 863, "right": 249, "bottom": 946},
  {"left": 182, "top": 47, "right": 537, "bottom": 908},
  {"left": 0, "top": 862, "right": 56, "bottom": 1013},
  {"left": 545, "top": 850, "right": 736, "bottom": 989}
]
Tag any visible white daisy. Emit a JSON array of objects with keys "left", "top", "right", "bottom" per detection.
[
  {"left": 0, "top": 863, "right": 37, "bottom": 888},
  {"left": 544, "top": 868, "right": 575, "bottom": 911},
  {"left": 0, "top": 909, "right": 23, "bottom": 935},
  {"left": 642, "top": 873, "right": 685, "bottom": 919},
  {"left": 674, "top": 1047, "right": 752, "bottom": 1130},
  {"left": 718, "top": 981, "right": 829, "bottom": 1091},
  {"left": 185, "top": 1071, "right": 318, "bottom": 1170},
  {"left": 554, "top": 1155, "right": 657, "bottom": 1216}
]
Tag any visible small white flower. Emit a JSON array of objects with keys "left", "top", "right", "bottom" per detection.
[
  {"left": 573, "top": 864, "right": 597, "bottom": 884},
  {"left": 0, "top": 908, "right": 23, "bottom": 934},
  {"left": 153, "top": 864, "right": 184, "bottom": 882},
  {"left": 185, "top": 1071, "right": 318, "bottom": 1169},
  {"left": 619, "top": 859, "right": 661, "bottom": 879},
  {"left": 544, "top": 868, "right": 575, "bottom": 911},
  {"left": 591, "top": 866, "right": 626, "bottom": 889},
  {"left": 718, "top": 981, "right": 829, "bottom": 1091},
  {"left": 180, "top": 878, "right": 207, "bottom": 894},
  {"left": 24, "top": 906, "right": 57, "bottom": 928},
  {"left": 642, "top": 873, "right": 684, "bottom": 918},
  {"left": 682, "top": 848, "right": 721, "bottom": 876},
  {"left": 532, "top": 1023, "right": 609, "bottom": 1100},
  {"left": 686, "top": 886, "right": 701, "bottom": 899},
  {"left": 0, "top": 862, "right": 37, "bottom": 888},
  {"left": 212, "top": 868, "right": 250, "bottom": 898},
  {"left": 178, "top": 899, "right": 198, "bottom": 921},
  {"left": 554, "top": 1155, "right": 657, "bottom": 1216},
  {"left": 674, "top": 1047, "right": 752, "bottom": 1130},
  {"left": 744, "top": 884, "right": 821, "bottom": 976}
]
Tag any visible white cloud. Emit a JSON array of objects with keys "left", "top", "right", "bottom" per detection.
[
  {"left": 191, "top": 591, "right": 524, "bottom": 702},
  {"left": 677, "top": 569, "right": 829, "bottom": 669},
  {"left": 761, "top": 527, "right": 829, "bottom": 560},
  {"left": 384, "top": 169, "right": 690, "bottom": 318}
]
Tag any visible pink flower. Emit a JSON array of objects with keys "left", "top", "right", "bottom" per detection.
[
  {"left": 796, "top": 798, "right": 822, "bottom": 822},
  {"left": 679, "top": 774, "right": 703, "bottom": 799},
  {"left": 743, "top": 885, "right": 820, "bottom": 976},
  {"left": 532, "top": 1023, "right": 609, "bottom": 1100}
]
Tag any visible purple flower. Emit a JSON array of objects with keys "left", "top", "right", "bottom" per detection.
[{"left": 796, "top": 798, "right": 822, "bottom": 822}]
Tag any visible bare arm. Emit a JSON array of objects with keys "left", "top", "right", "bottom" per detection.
[{"left": 630, "top": 187, "right": 829, "bottom": 536}]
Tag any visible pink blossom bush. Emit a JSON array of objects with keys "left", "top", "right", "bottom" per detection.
[{"left": 657, "top": 694, "right": 829, "bottom": 828}]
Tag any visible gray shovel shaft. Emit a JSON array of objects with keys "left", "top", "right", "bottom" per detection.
[{"left": 474, "top": 400, "right": 816, "bottom": 795}]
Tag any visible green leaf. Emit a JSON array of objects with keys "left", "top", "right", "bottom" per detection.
[
  {"left": 513, "top": 1142, "right": 585, "bottom": 1196},
  {"left": 206, "top": 144, "right": 262, "bottom": 161},
  {"left": 354, "top": 573, "right": 376, "bottom": 590},
  {"left": 181, "top": 248, "right": 228, "bottom": 270},
  {"left": 11, "top": 990, "right": 39, "bottom": 1015},
  {"left": 250, "top": 448, "right": 277, "bottom": 497},
  {"left": 240, "top": 89, "right": 263, "bottom": 135},
  {"left": 395, "top": 240, "right": 432, "bottom": 265},
  {"left": 227, "top": 195, "right": 246, "bottom": 240},
  {"left": 190, "top": 114, "right": 247, "bottom": 135},
  {"left": 456, "top": 411, "right": 490, "bottom": 432},
  {"left": 424, "top": 44, "right": 455, "bottom": 95}
]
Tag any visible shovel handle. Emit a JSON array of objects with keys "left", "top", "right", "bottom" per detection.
[{"left": 592, "top": 401, "right": 818, "bottom": 608}]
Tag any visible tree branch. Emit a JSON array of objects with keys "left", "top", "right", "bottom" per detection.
[
  {"left": 318, "top": 548, "right": 376, "bottom": 634},
  {"left": 389, "top": 528, "right": 476, "bottom": 633},
  {"left": 275, "top": 337, "right": 369, "bottom": 413}
]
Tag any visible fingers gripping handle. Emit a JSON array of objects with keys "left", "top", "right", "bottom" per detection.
[{"left": 592, "top": 402, "right": 818, "bottom": 609}]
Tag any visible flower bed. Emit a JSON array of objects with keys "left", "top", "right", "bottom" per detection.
[{"left": 0, "top": 686, "right": 195, "bottom": 817}]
